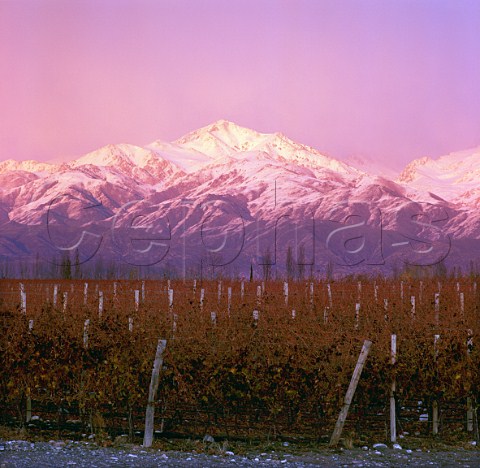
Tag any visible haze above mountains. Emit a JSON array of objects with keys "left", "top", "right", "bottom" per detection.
[{"left": 1, "top": 120, "right": 479, "bottom": 277}]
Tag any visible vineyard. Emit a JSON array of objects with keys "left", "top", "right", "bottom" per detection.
[{"left": 0, "top": 277, "right": 479, "bottom": 445}]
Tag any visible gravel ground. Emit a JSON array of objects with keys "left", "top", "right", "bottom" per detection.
[{"left": 1, "top": 440, "right": 479, "bottom": 467}]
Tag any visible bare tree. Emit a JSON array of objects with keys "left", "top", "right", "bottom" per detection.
[
  {"left": 261, "top": 247, "right": 273, "bottom": 282},
  {"left": 297, "top": 243, "right": 305, "bottom": 281},
  {"left": 286, "top": 245, "right": 295, "bottom": 281}
]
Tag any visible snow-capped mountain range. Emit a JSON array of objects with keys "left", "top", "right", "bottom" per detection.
[{"left": 1, "top": 120, "right": 479, "bottom": 277}]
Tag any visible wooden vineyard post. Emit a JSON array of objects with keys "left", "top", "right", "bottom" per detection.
[
  {"left": 374, "top": 282, "right": 378, "bottom": 303},
  {"left": 143, "top": 339, "right": 167, "bottom": 448},
  {"left": 63, "top": 292, "right": 68, "bottom": 312},
  {"left": 284, "top": 281, "right": 288, "bottom": 306},
  {"left": 227, "top": 287, "right": 232, "bottom": 315},
  {"left": 83, "top": 282, "right": 88, "bottom": 305},
  {"left": 141, "top": 280, "right": 145, "bottom": 302},
  {"left": 434, "top": 293, "right": 440, "bottom": 325},
  {"left": 411, "top": 296, "right": 416, "bottom": 319},
  {"left": 200, "top": 288, "right": 205, "bottom": 311},
  {"left": 310, "top": 282, "right": 314, "bottom": 307},
  {"left": 256, "top": 285, "right": 262, "bottom": 305},
  {"left": 19, "top": 283, "right": 26, "bottom": 314},
  {"left": 252, "top": 309, "right": 259, "bottom": 326},
  {"left": 210, "top": 311, "right": 217, "bottom": 326},
  {"left": 168, "top": 288, "right": 174, "bottom": 311},
  {"left": 98, "top": 291, "right": 104, "bottom": 318},
  {"left": 23, "top": 282, "right": 29, "bottom": 423},
  {"left": 390, "top": 334, "right": 397, "bottom": 442},
  {"left": 168, "top": 289, "right": 176, "bottom": 334},
  {"left": 467, "top": 329, "right": 474, "bottom": 433},
  {"left": 240, "top": 281, "right": 244, "bottom": 301},
  {"left": 467, "top": 400, "right": 474, "bottom": 434},
  {"left": 134, "top": 289, "right": 140, "bottom": 312},
  {"left": 53, "top": 284, "right": 58, "bottom": 307},
  {"left": 433, "top": 334, "right": 440, "bottom": 435},
  {"left": 327, "top": 283, "right": 333, "bottom": 307},
  {"left": 355, "top": 303, "right": 360, "bottom": 330},
  {"left": 329, "top": 340, "right": 372, "bottom": 447}
]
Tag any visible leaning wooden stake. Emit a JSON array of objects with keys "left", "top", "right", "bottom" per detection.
[
  {"left": 329, "top": 340, "right": 372, "bottom": 447},
  {"left": 143, "top": 339, "right": 167, "bottom": 448},
  {"left": 433, "top": 334, "right": 440, "bottom": 435},
  {"left": 390, "top": 334, "right": 397, "bottom": 442},
  {"left": 467, "top": 329, "right": 474, "bottom": 433}
]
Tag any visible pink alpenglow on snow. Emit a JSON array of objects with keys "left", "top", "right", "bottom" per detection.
[{"left": 0, "top": 120, "right": 477, "bottom": 276}]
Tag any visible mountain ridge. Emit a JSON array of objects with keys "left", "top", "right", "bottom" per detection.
[{"left": 0, "top": 121, "right": 479, "bottom": 277}]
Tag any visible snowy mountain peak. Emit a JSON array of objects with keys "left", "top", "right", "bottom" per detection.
[
  {"left": 170, "top": 120, "right": 361, "bottom": 175},
  {"left": 67, "top": 143, "right": 181, "bottom": 185},
  {"left": 2, "top": 122, "right": 480, "bottom": 275},
  {"left": 174, "top": 120, "right": 264, "bottom": 157},
  {"left": 71, "top": 143, "right": 153, "bottom": 168}
]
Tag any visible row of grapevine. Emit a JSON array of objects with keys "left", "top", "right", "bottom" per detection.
[{"left": 1, "top": 278, "right": 478, "bottom": 442}]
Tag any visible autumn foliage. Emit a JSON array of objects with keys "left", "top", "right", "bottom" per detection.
[{"left": 0, "top": 278, "right": 478, "bottom": 440}]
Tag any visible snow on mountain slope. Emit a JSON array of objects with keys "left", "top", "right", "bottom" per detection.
[
  {"left": 397, "top": 147, "right": 480, "bottom": 204},
  {"left": 147, "top": 140, "right": 214, "bottom": 173},
  {"left": 0, "top": 159, "right": 57, "bottom": 175},
  {"left": 70, "top": 143, "right": 182, "bottom": 184},
  {"left": 253, "top": 132, "right": 360, "bottom": 176},
  {"left": 0, "top": 170, "right": 39, "bottom": 191},
  {"left": 148, "top": 120, "right": 268, "bottom": 173},
  {"left": 166, "top": 120, "right": 360, "bottom": 176},
  {"left": 4, "top": 166, "right": 149, "bottom": 224},
  {"left": 1, "top": 120, "right": 479, "bottom": 275},
  {"left": 174, "top": 120, "right": 263, "bottom": 155}
]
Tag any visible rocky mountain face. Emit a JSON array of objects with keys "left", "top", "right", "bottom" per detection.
[{"left": 1, "top": 120, "right": 478, "bottom": 278}]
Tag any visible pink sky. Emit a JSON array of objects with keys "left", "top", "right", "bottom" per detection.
[{"left": 1, "top": 0, "right": 480, "bottom": 168}]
